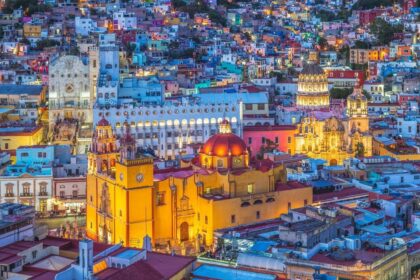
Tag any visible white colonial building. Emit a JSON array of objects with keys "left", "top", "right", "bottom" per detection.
[
  {"left": 94, "top": 100, "right": 242, "bottom": 159},
  {"left": 48, "top": 55, "right": 93, "bottom": 127}
]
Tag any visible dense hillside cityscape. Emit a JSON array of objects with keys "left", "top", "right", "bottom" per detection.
[{"left": 0, "top": 0, "right": 419, "bottom": 279}]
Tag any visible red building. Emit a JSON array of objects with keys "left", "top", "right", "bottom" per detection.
[
  {"left": 243, "top": 125, "right": 296, "bottom": 158},
  {"left": 403, "top": 0, "right": 416, "bottom": 14},
  {"left": 326, "top": 69, "right": 365, "bottom": 87},
  {"left": 359, "top": 8, "right": 391, "bottom": 26}
]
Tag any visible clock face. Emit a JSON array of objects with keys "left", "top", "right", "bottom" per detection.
[
  {"left": 136, "top": 173, "right": 144, "bottom": 183},
  {"left": 119, "top": 173, "right": 124, "bottom": 181},
  {"left": 65, "top": 83, "right": 74, "bottom": 93}
]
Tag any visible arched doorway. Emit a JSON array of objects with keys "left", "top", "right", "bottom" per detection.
[
  {"left": 330, "top": 159, "right": 338, "bottom": 166},
  {"left": 180, "top": 222, "right": 189, "bottom": 241}
]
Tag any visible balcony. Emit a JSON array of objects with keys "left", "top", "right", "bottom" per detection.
[
  {"left": 20, "top": 193, "right": 34, "bottom": 197},
  {"left": 4, "top": 193, "right": 15, "bottom": 197},
  {"left": 38, "top": 192, "right": 49, "bottom": 196}
]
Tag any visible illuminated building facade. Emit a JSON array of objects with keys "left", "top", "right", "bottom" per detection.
[
  {"left": 86, "top": 119, "right": 312, "bottom": 249},
  {"left": 294, "top": 85, "right": 372, "bottom": 165},
  {"left": 296, "top": 62, "right": 330, "bottom": 109}
]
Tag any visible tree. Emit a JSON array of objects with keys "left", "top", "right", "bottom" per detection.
[
  {"left": 243, "top": 32, "right": 252, "bottom": 41},
  {"left": 34, "top": 39, "right": 60, "bottom": 50},
  {"left": 318, "top": 36, "right": 328, "bottom": 50},
  {"left": 352, "top": 0, "right": 393, "bottom": 10},
  {"left": 354, "top": 40, "right": 369, "bottom": 49},
  {"left": 370, "top": 18, "right": 403, "bottom": 46},
  {"left": 330, "top": 88, "right": 353, "bottom": 99},
  {"left": 355, "top": 142, "right": 365, "bottom": 158}
]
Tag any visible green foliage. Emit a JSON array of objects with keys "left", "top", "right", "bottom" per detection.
[
  {"left": 315, "top": 8, "right": 350, "bottom": 22},
  {"left": 330, "top": 87, "right": 353, "bottom": 99},
  {"left": 352, "top": 0, "right": 393, "bottom": 10},
  {"left": 338, "top": 45, "right": 350, "bottom": 65},
  {"left": 243, "top": 32, "right": 252, "bottom": 41},
  {"left": 355, "top": 142, "right": 365, "bottom": 158},
  {"left": 169, "top": 48, "right": 194, "bottom": 59},
  {"left": 318, "top": 36, "right": 328, "bottom": 49},
  {"left": 2, "top": 0, "right": 51, "bottom": 15},
  {"left": 351, "top": 63, "right": 368, "bottom": 71},
  {"left": 269, "top": 71, "right": 283, "bottom": 82},
  {"left": 370, "top": 18, "right": 403, "bottom": 46},
  {"left": 34, "top": 39, "right": 60, "bottom": 50},
  {"left": 175, "top": 0, "right": 227, "bottom": 26},
  {"left": 354, "top": 40, "right": 369, "bottom": 49},
  {"left": 217, "top": 0, "right": 239, "bottom": 8}
]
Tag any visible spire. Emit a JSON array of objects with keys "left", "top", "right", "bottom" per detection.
[{"left": 120, "top": 122, "right": 136, "bottom": 161}]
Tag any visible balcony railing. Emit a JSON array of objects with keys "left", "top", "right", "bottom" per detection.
[
  {"left": 20, "top": 193, "right": 34, "bottom": 197},
  {"left": 38, "top": 192, "right": 49, "bottom": 196},
  {"left": 4, "top": 193, "right": 14, "bottom": 197}
]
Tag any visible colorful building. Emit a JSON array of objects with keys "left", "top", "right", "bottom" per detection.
[
  {"left": 86, "top": 119, "right": 313, "bottom": 250},
  {"left": 243, "top": 125, "right": 296, "bottom": 157},
  {"left": 294, "top": 85, "right": 372, "bottom": 165}
]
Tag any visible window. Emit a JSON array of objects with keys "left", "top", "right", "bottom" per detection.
[
  {"left": 231, "top": 215, "right": 236, "bottom": 224},
  {"left": 248, "top": 138, "right": 252, "bottom": 144},
  {"left": 247, "top": 184, "right": 253, "bottom": 194},
  {"left": 288, "top": 202, "right": 292, "bottom": 210},
  {"left": 262, "top": 137, "right": 265, "bottom": 144},
  {"left": 32, "top": 251, "right": 37, "bottom": 259},
  {"left": 205, "top": 216, "right": 208, "bottom": 224},
  {"left": 60, "top": 191, "right": 65, "bottom": 198},
  {"left": 23, "top": 185, "right": 30, "bottom": 194},
  {"left": 21, "top": 152, "right": 29, "bottom": 157},
  {"left": 288, "top": 136, "right": 291, "bottom": 144},
  {"left": 245, "top": 104, "right": 253, "bottom": 110},
  {"left": 6, "top": 184, "right": 13, "bottom": 194},
  {"left": 275, "top": 137, "right": 278, "bottom": 144},
  {"left": 4, "top": 143, "right": 8, "bottom": 149},
  {"left": 72, "top": 190, "right": 78, "bottom": 198},
  {"left": 304, "top": 199, "right": 308, "bottom": 206},
  {"left": 217, "top": 159, "right": 223, "bottom": 168},
  {"left": 257, "top": 104, "right": 265, "bottom": 110},
  {"left": 197, "top": 212, "right": 200, "bottom": 221},
  {"left": 157, "top": 192, "right": 165, "bottom": 205},
  {"left": 256, "top": 211, "right": 260, "bottom": 219}
]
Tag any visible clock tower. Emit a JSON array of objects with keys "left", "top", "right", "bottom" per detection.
[{"left": 86, "top": 118, "right": 155, "bottom": 247}]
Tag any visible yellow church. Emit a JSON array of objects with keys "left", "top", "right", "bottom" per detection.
[
  {"left": 86, "top": 119, "right": 313, "bottom": 250},
  {"left": 294, "top": 69, "right": 372, "bottom": 165}
]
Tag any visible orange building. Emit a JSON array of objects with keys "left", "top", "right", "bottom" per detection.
[{"left": 86, "top": 119, "right": 313, "bottom": 252}]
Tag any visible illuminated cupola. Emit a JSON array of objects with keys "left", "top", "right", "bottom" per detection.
[
  {"left": 199, "top": 120, "right": 249, "bottom": 170},
  {"left": 346, "top": 82, "right": 367, "bottom": 118},
  {"left": 296, "top": 56, "right": 330, "bottom": 109}
]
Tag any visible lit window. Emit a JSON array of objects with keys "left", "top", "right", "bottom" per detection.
[{"left": 247, "top": 184, "right": 253, "bottom": 194}]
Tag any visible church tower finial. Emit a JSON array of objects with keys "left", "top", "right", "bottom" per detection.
[{"left": 119, "top": 122, "right": 136, "bottom": 162}]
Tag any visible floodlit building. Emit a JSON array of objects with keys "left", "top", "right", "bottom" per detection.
[{"left": 86, "top": 118, "right": 312, "bottom": 250}]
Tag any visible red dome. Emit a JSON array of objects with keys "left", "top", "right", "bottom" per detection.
[
  {"left": 97, "top": 117, "right": 110, "bottom": 126},
  {"left": 202, "top": 133, "right": 247, "bottom": 157}
]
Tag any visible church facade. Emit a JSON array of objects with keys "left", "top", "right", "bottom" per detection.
[
  {"left": 86, "top": 119, "right": 313, "bottom": 251},
  {"left": 48, "top": 55, "right": 93, "bottom": 153},
  {"left": 293, "top": 63, "right": 372, "bottom": 165}
]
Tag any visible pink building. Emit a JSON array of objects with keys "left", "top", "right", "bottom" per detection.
[{"left": 243, "top": 125, "right": 296, "bottom": 158}]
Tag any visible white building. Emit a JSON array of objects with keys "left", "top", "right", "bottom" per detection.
[
  {"left": 113, "top": 10, "right": 137, "bottom": 31},
  {"left": 94, "top": 100, "right": 242, "bottom": 160},
  {"left": 48, "top": 55, "right": 92, "bottom": 126},
  {"left": 75, "top": 17, "right": 98, "bottom": 36},
  {"left": 396, "top": 116, "right": 419, "bottom": 138}
]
